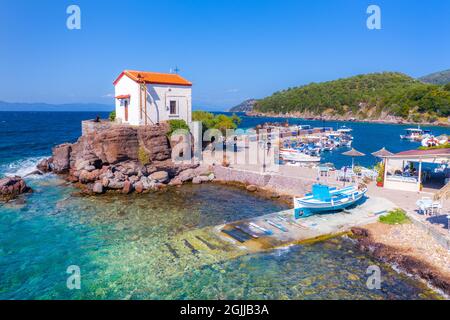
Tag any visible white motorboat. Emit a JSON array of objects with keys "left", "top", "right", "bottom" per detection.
[
  {"left": 400, "top": 127, "right": 432, "bottom": 141},
  {"left": 337, "top": 125, "right": 353, "bottom": 134},
  {"left": 280, "top": 148, "right": 321, "bottom": 163}
]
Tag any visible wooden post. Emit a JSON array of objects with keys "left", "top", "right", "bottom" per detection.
[
  {"left": 139, "top": 83, "right": 142, "bottom": 123},
  {"left": 383, "top": 158, "right": 388, "bottom": 187},
  {"left": 418, "top": 159, "right": 423, "bottom": 192},
  {"left": 143, "top": 84, "right": 147, "bottom": 126}
]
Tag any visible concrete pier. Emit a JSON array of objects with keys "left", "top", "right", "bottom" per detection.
[{"left": 214, "top": 195, "right": 397, "bottom": 252}]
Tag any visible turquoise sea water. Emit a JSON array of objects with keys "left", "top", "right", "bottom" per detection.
[{"left": 0, "top": 111, "right": 446, "bottom": 299}]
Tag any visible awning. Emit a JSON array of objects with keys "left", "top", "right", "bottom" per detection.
[
  {"left": 384, "top": 148, "right": 450, "bottom": 164},
  {"left": 115, "top": 94, "right": 130, "bottom": 99},
  {"left": 371, "top": 147, "right": 394, "bottom": 158},
  {"left": 342, "top": 148, "right": 366, "bottom": 157}
]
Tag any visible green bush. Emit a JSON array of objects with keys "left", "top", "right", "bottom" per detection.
[
  {"left": 379, "top": 209, "right": 410, "bottom": 225},
  {"left": 192, "top": 111, "right": 241, "bottom": 134},
  {"left": 109, "top": 111, "right": 116, "bottom": 121},
  {"left": 254, "top": 72, "right": 450, "bottom": 118},
  {"left": 138, "top": 146, "right": 150, "bottom": 165},
  {"left": 167, "top": 119, "right": 189, "bottom": 137}
]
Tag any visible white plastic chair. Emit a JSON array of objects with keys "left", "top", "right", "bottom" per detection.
[
  {"left": 416, "top": 197, "right": 432, "bottom": 215},
  {"left": 430, "top": 201, "right": 443, "bottom": 216}
]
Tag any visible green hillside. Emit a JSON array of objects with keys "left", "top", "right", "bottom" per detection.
[
  {"left": 419, "top": 69, "right": 450, "bottom": 85},
  {"left": 255, "top": 72, "right": 450, "bottom": 122}
]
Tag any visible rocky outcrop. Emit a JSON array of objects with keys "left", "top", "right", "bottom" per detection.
[
  {"left": 0, "top": 176, "right": 32, "bottom": 201},
  {"left": 38, "top": 122, "right": 215, "bottom": 195},
  {"left": 229, "top": 99, "right": 257, "bottom": 112},
  {"left": 351, "top": 227, "right": 450, "bottom": 296},
  {"left": 51, "top": 144, "right": 72, "bottom": 173}
]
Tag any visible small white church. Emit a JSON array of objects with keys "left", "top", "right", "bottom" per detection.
[{"left": 113, "top": 70, "right": 192, "bottom": 126}]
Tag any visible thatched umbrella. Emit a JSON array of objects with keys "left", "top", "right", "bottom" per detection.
[
  {"left": 434, "top": 182, "right": 450, "bottom": 201},
  {"left": 342, "top": 148, "right": 366, "bottom": 169},
  {"left": 371, "top": 147, "right": 394, "bottom": 158}
]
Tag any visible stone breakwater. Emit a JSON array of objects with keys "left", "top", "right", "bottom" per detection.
[
  {"left": 212, "top": 166, "right": 337, "bottom": 197},
  {"left": 36, "top": 121, "right": 215, "bottom": 195}
]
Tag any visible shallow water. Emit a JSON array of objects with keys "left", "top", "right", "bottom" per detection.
[
  {"left": 0, "top": 176, "right": 440, "bottom": 299},
  {"left": 0, "top": 111, "right": 445, "bottom": 299}
]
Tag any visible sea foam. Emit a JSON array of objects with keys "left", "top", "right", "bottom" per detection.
[{"left": 0, "top": 156, "right": 49, "bottom": 178}]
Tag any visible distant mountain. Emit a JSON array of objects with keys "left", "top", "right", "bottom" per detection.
[
  {"left": 419, "top": 69, "right": 450, "bottom": 85},
  {"left": 254, "top": 72, "right": 450, "bottom": 123},
  {"left": 229, "top": 99, "right": 257, "bottom": 112},
  {"left": 0, "top": 101, "right": 113, "bottom": 112}
]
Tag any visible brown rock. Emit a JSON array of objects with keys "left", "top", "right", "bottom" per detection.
[
  {"left": 168, "top": 178, "right": 183, "bottom": 186},
  {"left": 92, "top": 182, "right": 104, "bottom": 194},
  {"left": 137, "top": 124, "right": 171, "bottom": 161},
  {"left": 0, "top": 176, "right": 32, "bottom": 201},
  {"left": 51, "top": 143, "right": 72, "bottom": 173},
  {"left": 37, "top": 158, "right": 51, "bottom": 173},
  {"left": 122, "top": 180, "right": 133, "bottom": 194},
  {"left": 108, "top": 179, "right": 124, "bottom": 189},
  {"left": 78, "top": 169, "right": 101, "bottom": 183},
  {"left": 178, "top": 168, "right": 195, "bottom": 182},
  {"left": 246, "top": 185, "right": 258, "bottom": 192},
  {"left": 192, "top": 176, "right": 203, "bottom": 184},
  {"left": 101, "top": 176, "right": 110, "bottom": 187},
  {"left": 134, "top": 181, "right": 144, "bottom": 193},
  {"left": 150, "top": 171, "right": 169, "bottom": 183},
  {"left": 351, "top": 227, "right": 370, "bottom": 238}
]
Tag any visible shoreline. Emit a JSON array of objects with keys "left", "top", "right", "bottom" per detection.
[
  {"left": 245, "top": 111, "right": 450, "bottom": 128},
  {"left": 352, "top": 224, "right": 450, "bottom": 297},
  {"left": 5, "top": 166, "right": 449, "bottom": 298}
]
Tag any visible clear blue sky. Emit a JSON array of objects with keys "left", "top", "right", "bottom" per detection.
[{"left": 1, "top": 0, "right": 449, "bottom": 110}]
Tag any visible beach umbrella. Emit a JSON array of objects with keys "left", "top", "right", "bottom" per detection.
[
  {"left": 342, "top": 148, "right": 366, "bottom": 169},
  {"left": 434, "top": 182, "right": 450, "bottom": 201},
  {"left": 371, "top": 147, "right": 394, "bottom": 158}
]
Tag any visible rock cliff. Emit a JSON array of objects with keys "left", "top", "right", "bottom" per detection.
[{"left": 38, "top": 122, "right": 214, "bottom": 194}]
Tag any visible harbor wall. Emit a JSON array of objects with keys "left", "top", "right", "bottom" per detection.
[
  {"left": 81, "top": 120, "right": 114, "bottom": 136},
  {"left": 212, "top": 166, "right": 337, "bottom": 196}
]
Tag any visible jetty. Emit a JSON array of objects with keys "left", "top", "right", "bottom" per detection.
[
  {"left": 150, "top": 194, "right": 397, "bottom": 278},
  {"left": 215, "top": 195, "right": 396, "bottom": 252}
]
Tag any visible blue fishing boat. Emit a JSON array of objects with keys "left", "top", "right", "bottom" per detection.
[{"left": 294, "top": 184, "right": 367, "bottom": 219}]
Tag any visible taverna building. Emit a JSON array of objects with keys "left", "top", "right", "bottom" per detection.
[{"left": 113, "top": 70, "right": 192, "bottom": 126}]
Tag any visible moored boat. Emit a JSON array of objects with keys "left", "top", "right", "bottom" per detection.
[
  {"left": 337, "top": 125, "right": 353, "bottom": 134},
  {"left": 400, "top": 127, "right": 432, "bottom": 141},
  {"left": 280, "top": 148, "right": 321, "bottom": 163},
  {"left": 293, "top": 184, "right": 367, "bottom": 219}
]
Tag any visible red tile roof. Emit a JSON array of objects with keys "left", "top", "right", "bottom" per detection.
[
  {"left": 393, "top": 148, "right": 450, "bottom": 157},
  {"left": 115, "top": 94, "right": 130, "bottom": 99},
  {"left": 113, "top": 70, "right": 192, "bottom": 86}
]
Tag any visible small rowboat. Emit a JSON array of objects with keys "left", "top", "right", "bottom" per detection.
[{"left": 294, "top": 184, "right": 367, "bottom": 219}]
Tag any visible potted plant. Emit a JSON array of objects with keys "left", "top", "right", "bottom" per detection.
[
  {"left": 376, "top": 176, "right": 384, "bottom": 187},
  {"left": 376, "top": 161, "right": 385, "bottom": 187}
]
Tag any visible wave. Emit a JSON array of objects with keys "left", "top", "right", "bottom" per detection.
[{"left": 0, "top": 156, "right": 50, "bottom": 179}]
